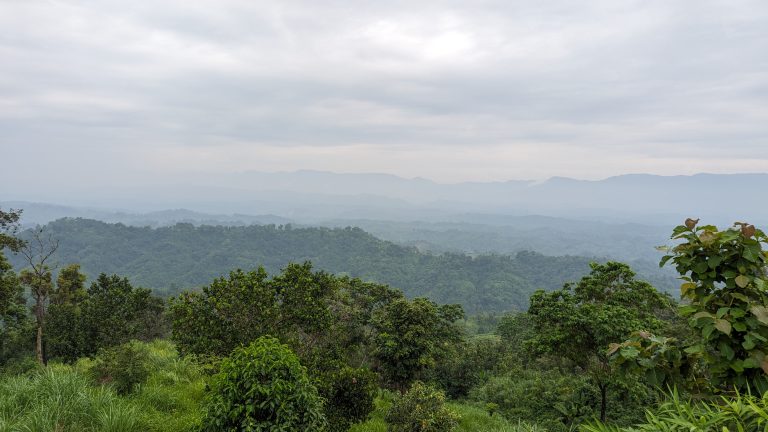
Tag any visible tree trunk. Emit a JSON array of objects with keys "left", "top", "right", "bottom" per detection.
[
  {"left": 599, "top": 383, "right": 608, "bottom": 423},
  {"left": 35, "top": 295, "right": 46, "bottom": 366},
  {"left": 36, "top": 324, "right": 45, "bottom": 365}
]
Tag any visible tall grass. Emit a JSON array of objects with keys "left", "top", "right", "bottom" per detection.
[
  {"left": 0, "top": 341, "right": 204, "bottom": 432},
  {"left": 580, "top": 390, "right": 768, "bottom": 432},
  {"left": 0, "top": 365, "right": 142, "bottom": 432}
]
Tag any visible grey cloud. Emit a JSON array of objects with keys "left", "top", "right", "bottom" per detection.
[{"left": 0, "top": 0, "right": 767, "bottom": 187}]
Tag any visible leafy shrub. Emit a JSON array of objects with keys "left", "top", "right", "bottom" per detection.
[
  {"left": 385, "top": 382, "right": 460, "bottom": 432},
  {"left": 660, "top": 220, "right": 768, "bottom": 391},
  {"left": 610, "top": 221, "right": 768, "bottom": 396},
  {"left": 320, "top": 366, "right": 378, "bottom": 431},
  {"left": 198, "top": 336, "right": 327, "bottom": 432},
  {"left": 91, "top": 341, "right": 151, "bottom": 395}
]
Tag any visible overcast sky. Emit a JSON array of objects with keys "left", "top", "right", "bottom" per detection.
[{"left": 1, "top": 0, "right": 767, "bottom": 187}]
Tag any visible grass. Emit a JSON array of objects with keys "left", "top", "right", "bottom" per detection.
[
  {"left": 0, "top": 365, "right": 142, "bottom": 432},
  {"left": 1, "top": 340, "right": 551, "bottom": 432},
  {"left": 580, "top": 390, "right": 768, "bottom": 432},
  {"left": 0, "top": 340, "right": 205, "bottom": 432}
]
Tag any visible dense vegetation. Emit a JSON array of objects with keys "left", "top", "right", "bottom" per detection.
[
  {"left": 9, "top": 217, "right": 676, "bottom": 313},
  {"left": 333, "top": 218, "right": 670, "bottom": 262},
  {"left": 2, "top": 206, "right": 768, "bottom": 432}
]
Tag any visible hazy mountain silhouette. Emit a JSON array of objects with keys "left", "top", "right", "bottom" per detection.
[{"left": 4, "top": 172, "right": 766, "bottom": 226}]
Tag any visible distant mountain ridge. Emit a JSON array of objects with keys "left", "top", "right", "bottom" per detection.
[
  {"left": 4, "top": 171, "right": 764, "bottom": 225},
  {"left": 0, "top": 201, "right": 291, "bottom": 228}
]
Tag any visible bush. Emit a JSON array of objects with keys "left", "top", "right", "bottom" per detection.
[
  {"left": 198, "top": 336, "right": 327, "bottom": 432},
  {"left": 90, "top": 341, "right": 151, "bottom": 395},
  {"left": 432, "top": 336, "right": 506, "bottom": 398},
  {"left": 385, "top": 382, "right": 460, "bottom": 432},
  {"left": 320, "top": 366, "right": 378, "bottom": 431},
  {"left": 659, "top": 221, "right": 768, "bottom": 391}
]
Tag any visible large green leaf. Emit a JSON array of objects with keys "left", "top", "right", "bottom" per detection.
[
  {"left": 735, "top": 275, "right": 751, "bottom": 288},
  {"left": 681, "top": 282, "right": 696, "bottom": 297},
  {"left": 714, "top": 319, "right": 732, "bottom": 335},
  {"left": 693, "top": 311, "right": 715, "bottom": 321},
  {"left": 750, "top": 306, "right": 768, "bottom": 325}
]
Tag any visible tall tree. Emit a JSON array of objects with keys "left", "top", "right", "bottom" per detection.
[
  {"left": 46, "top": 271, "right": 165, "bottom": 362},
  {"left": 18, "top": 227, "right": 59, "bottom": 364},
  {"left": 371, "top": 297, "right": 464, "bottom": 392},
  {"left": 46, "top": 264, "right": 88, "bottom": 361},
  {"left": 526, "top": 262, "right": 671, "bottom": 422},
  {"left": 80, "top": 273, "right": 165, "bottom": 356},
  {"left": 53, "top": 264, "right": 87, "bottom": 306}
]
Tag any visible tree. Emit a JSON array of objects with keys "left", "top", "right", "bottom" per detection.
[
  {"left": 45, "top": 272, "right": 164, "bottom": 362},
  {"left": 170, "top": 263, "right": 394, "bottom": 429},
  {"left": 526, "top": 262, "right": 671, "bottom": 422},
  {"left": 0, "top": 208, "right": 23, "bottom": 252},
  {"left": 432, "top": 336, "right": 507, "bottom": 398},
  {"left": 497, "top": 312, "right": 536, "bottom": 364},
  {"left": 0, "top": 251, "right": 29, "bottom": 366},
  {"left": 46, "top": 264, "right": 88, "bottom": 362},
  {"left": 18, "top": 227, "right": 59, "bottom": 365},
  {"left": 79, "top": 273, "right": 165, "bottom": 357},
  {"left": 372, "top": 297, "right": 465, "bottom": 392},
  {"left": 199, "top": 336, "right": 327, "bottom": 432},
  {"left": 170, "top": 263, "right": 337, "bottom": 357},
  {"left": 52, "top": 264, "right": 87, "bottom": 306}
]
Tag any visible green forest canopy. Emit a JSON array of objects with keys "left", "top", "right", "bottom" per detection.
[{"left": 9, "top": 218, "right": 676, "bottom": 313}]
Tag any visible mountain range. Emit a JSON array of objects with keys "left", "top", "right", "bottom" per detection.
[{"left": 3, "top": 171, "right": 766, "bottom": 226}]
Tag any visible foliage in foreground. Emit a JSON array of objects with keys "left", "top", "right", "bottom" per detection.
[
  {"left": 610, "top": 221, "right": 768, "bottom": 395},
  {"left": 665, "top": 220, "right": 768, "bottom": 390},
  {"left": 581, "top": 390, "right": 768, "bottom": 432},
  {"left": 198, "top": 336, "right": 328, "bottom": 432}
]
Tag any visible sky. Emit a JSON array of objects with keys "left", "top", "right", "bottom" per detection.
[{"left": 1, "top": 0, "right": 767, "bottom": 188}]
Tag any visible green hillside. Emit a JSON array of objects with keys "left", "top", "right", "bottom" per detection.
[{"left": 12, "top": 218, "right": 675, "bottom": 313}]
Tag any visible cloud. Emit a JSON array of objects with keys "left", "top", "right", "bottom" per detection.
[{"left": 0, "top": 0, "right": 767, "bottom": 188}]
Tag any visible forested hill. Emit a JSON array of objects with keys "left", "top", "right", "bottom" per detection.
[{"left": 12, "top": 218, "right": 676, "bottom": 313}]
